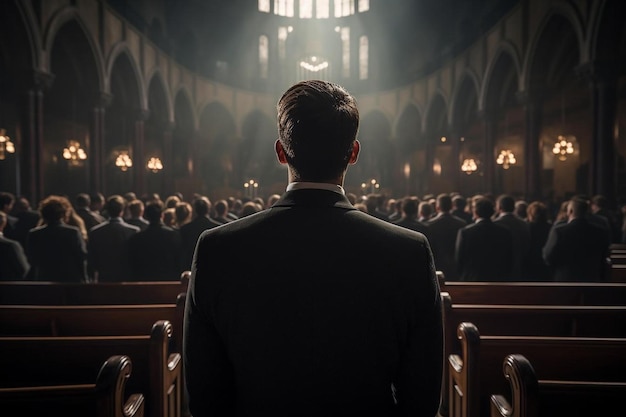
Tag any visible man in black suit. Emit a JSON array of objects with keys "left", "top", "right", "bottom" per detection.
[
  {"left": 88, "top": 195, "right": 140, "bottom": 282},
  {"left": 184, "top": 80, "right": 443, "bottom": 416},
  {"left": 128, "top": 200, "right": 182, "bottom": 281},
  {"left": 427, "top": 193, "right": 467, "bottom": 281},
  {"left": 494, "top": 194, "right": 530, "bottom": 280},
  {"left": 10, "top": 196, "right": 41, "bottom": 250},
  {"left": 0, "top": 211, "right": 30, "bottom": 280},
  {"left": 543, "top": 196, "right": 610, "bottom": 281},
  {"left": 179, "top": 196, "right": 221, "bottom": 272},
  {"left": 74, "top": 193, "right": 105, "bottom": 231},
  {"left": 455, "top": 197, "right": 513, "bottom": 281}
]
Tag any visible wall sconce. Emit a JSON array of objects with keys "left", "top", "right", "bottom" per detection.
[
  {"left": 461, "top": 158, "right": 478, "bottom": 175},
  {"left": 147, "top": 156, "right": 163, "bottom": 173},
  {"left": 361, "top": 179, "right": 380, "bottom": 194},
  {"left": 115, "top": 151, "right": 133, "bottom": 171},
  {"left": 552, "top": 135, "right": 574, "bottom": 161},
  {"left": 0, "top": 129, "right": 15, "bottom": 160},
  {"left": 62, "top": 140, "right": 87, "bottom": 166},
  {"left": 243, "top": 179, "right": 259, "bottom": 198},
  {"left": 496, "top": 150, "right": 516, "bottom": 169}
]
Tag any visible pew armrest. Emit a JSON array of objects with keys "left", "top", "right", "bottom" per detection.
[
  {"left": 168, "top": 352, "right": 181, "bottom": 372},
  {"left": 490, "top": 394, "right": 512, "bottom": 417}
]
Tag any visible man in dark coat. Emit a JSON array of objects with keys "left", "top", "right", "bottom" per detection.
[
  {"left": 178, "top": 196, "right": 221, "bottom": 272},
  {"left": 184, "top": 80, "right": 443, "bottom": 417}
]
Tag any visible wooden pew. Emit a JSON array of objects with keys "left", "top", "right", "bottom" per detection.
[
  {"left": 0, "top": 272, "right": 189, "bottom": 305},
  {"left": 0, "top": 320, "right": 181, "bottom": 417},
  {"left": 0, "top": 355, "right": 145, "bottom": 417},
  {"left": 446, "top": 322, "right": 626, "bottom": 417},
  {"left": 490, "top": 353, "right": 626, "bottom": 417},
  {"left": 0, "top": 294, "right": 186, "bottom": 354},
  {"left": 439, "top": 281, "right": 626, "bottom": 306},
  {"left": 611, "top": 264, "right": 626, "bottom": 282},
  {"left": 438, "top": 292, "right": 626, "bottom": 417}
]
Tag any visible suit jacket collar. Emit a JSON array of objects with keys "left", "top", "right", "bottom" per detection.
[{"left": 272, "top": 189, "right": 355, "bottom": 211}]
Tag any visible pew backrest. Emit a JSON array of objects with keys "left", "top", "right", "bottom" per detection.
[{"left": 0, "top": 320, "right": 180, "bottom": 417}]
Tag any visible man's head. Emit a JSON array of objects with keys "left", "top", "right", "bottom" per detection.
[
  {"left": 275, "top": 80, "right": 360, "bottom": 183},
  {"left": 568, "top": 196, "right": 590, "bottom": 220},
  {"left": 474, "top": 197, "right": 495, "bottom": 220},
  {"left": 192, "top": 196, "right": 211, "bottom": 218},
  {"left": 436, "top": 193, "right": 452, "bottom": 213},
  {"left": 144, "top": 200, "right": 164, "bottom": 224},
  {"left": 496, "top": 194, "right": 515, "bottom": 214},
  {"left": 39, "top": 195, "right": 68, "bottom": 224},
  {"left": 0, "top": 192, "right": 15, "bottom": 214},
  {"left": 75, "top": 193, "right": 91, "bottom": 209},
  {"left": 128, "top": 199, "right": 144, "bottom": 218},
  {"left": 105, "top": 195, "right": 126, "bottom": 218}
]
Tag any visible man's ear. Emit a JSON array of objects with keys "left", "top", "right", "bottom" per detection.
[
  {"left": 348, "top": 140, "right": 360, "bottom": 165},
  {"left": 275, "top": 140, "right": 287, "bottom": 164}
]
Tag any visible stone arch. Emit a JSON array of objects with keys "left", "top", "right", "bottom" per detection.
[
  {"left": 451, "top": 70, "right": 480, "bottom": 130},
  {"left": 424, "top": 92, "right": 448, "bottom": 139},
  {"left": 481, "top": 45, "right": 521, "bottom": 113},
  {"left": 106, "top": 43, "right": 147, "bottom": 110},
  {"left": 146, "top": 69, "right": 173, "bottom": 122},
  {"left": 44, "top": 17, "right": 102, "bottom": 197},
  {"left": 172, "top": 88, "right": 196, "bottom": 183},
  {"left": 395, "top": 104, "right": 423, "bottom": 197}
]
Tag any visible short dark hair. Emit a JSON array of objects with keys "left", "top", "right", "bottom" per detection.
[
  {"left": 193, "top": 196, "right": 211, "bottom": 217},
  {"left": 144, "top": 200, "right": 164, "bottom": 223},
  {"left": 496, "top": 194, "right": 515, "bottom": 213},
  {"left": 436, "top": 193, "right": 452, "bottom": 212},
  {"left": 106, "top": 195, "right": 125, "bottom": 217},
  {"left": 568, "top": 197, "right": 590, "bottom": 218},
  {"left": 474, "top": 198, "right": 495, "bottom": 219},
  {"left": 0, "top": 192, "right": 15, "bottom": 210},
  {"left": 75, "top": 193, "right": 90, "bottom": 208},
  {"left": 277, "top": 80, "right": 359, "bottom": 182},
  {"left": 401, "top": 197, "right": 419, "bottom": 217}
]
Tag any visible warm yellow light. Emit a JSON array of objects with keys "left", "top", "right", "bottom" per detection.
[
  {"left": 0, "top": 129, "right": 15, "bottom": 160},
  {"left": 147, "top": 157, "right": 163, "bottom": 172},
  {"left": 115, "top": 152, "right": 133, "bottom": 171},
  {"left": 496, "top": 150, "right": 516, "bottom": 169},
  {"left": 461, "top": 158, "right": 478, "bottom": 174},
  {"left": 62, "top": 140, "right": 87, "bottom": 166}
]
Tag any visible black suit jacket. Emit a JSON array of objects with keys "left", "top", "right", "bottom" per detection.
[
  {"left": 128, "top": 222, "right": 182, "bottom": 281},
  {"left": 26, "top": 222, "right": 87, "bottom": 282},
  {"left": 455, "top": 218, "right": 513, "bottom": 281},
  {"left": 427, "top": 212, "right": 467, "bottom": 281},
  {"left": 179, "top": 215, "right": 221, "bottom": 271},
  {"left": 0, "top": 234, "right": 30, "bottom": 280},
  {"left": 184, "top": 189, "right": 443, "bottom": 417},
  {"left": 542, "top": 217, "right": 610, "bottom": 281},
  {"left": 88, "top": 217, "right": 140, "bottom": 282}
]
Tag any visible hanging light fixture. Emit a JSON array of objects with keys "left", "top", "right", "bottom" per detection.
[
  {"left": 62, "top": 140, "right": 87, "bottom": 166},
  {"left": 496, "top": 150, "right": 516, "bottom": 169},
  {"left": 115, "top": 151, "right": 133, "bottom": 171},
  {"left": 553, "top": 95, "right": 576, "bottom": 161},
  {"left": 461, "top": 158, "right": 478, "bottom": 175},
  {"left": 0, "top": 129, "right": 15, "bottom": 160},
  {"left": 147, "top": 156, "right": 163, "bottom": 173}
]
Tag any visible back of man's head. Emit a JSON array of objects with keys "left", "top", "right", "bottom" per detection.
[
  {"left": 75, "top": 193, "right": 90, "bottom": 209},
  {"left": 106, "top": 195, "right": 125, "bottom": 218},
  {"left": 474, "top": 198, "right": 495, "bottom": 219},
  {"left": 277, "top": 80, "right": 359, "bottom": 182},
  {"left": 496, "top": 194, "right": 515, "bottom": 213},
  {"left": 128, "top": 199, "right": 144, "bottom": 218},
  {"left": 193, "top": 196, "right": 211, "bottom": 217},
  {"left": 402, "top": 197, "right": 419, "bottom": 218},
  {"left": 144, "top": 200, "right": 164, "bottom": 224},
  {"left": 568, "top": 197, "right": 590, "bottom": 219},
  {"left": 436, "top": 193, "right": 452, "bottom": 213},
  {"left": 0, "top": 191, "right": 15, "bottom": 213}
]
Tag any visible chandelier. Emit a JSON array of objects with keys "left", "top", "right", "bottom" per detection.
[
  {"left": 147, "top": 157, "right": 163, "bottom": 173},
  {"left": 361, "top": 179, "right": 380, "bottom": 194},
  {"left": 244, "top": 179, "right": 259, "bottom": 199},
  {"left": 496, "top": 150, "right": 516, "bottom": 169},
  {"left": 552, "top": 135, "right": 574, "bottom": 161},
  {"left": 0, "top": 129, "right": 15, "bottom": 160},
  {"left": 115, "top": 152, "right": 133, "bottom": 171},
  {"left": 461, "top": 158, "right": 478, "bottom": 175},
  {"left": 62, "top": 140, "right": 87, "bottom": 166}
]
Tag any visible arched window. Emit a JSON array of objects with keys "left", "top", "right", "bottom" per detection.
[
  {"left": 278, "top": 26, "right": 291, "bottom": 60},
  {"left": 335, "top": 0, "right": 355, "bottom": 18},
  {"left": 358, "top": 0, "right": 369, "bottom": 12},
  {"left": 259, "top": 35, "right": 269, "bottom": 79},
  {"left": 299, "top": 0, "right": 313, "bottom": 18},
  {"left": 359, "top": 35, "right": 368, "bottom": 80},
  {"left": 316, "top": 0, "right": 330, "bottom": 18},
  {"left": 274, "top": 0, "right": 294, "bottom": 17},
  {"left": 258, "top": 0, "right": 270, "bottom": 13},
  {"left": 340, "top": 26, "right": 350, "bottom": 78}
]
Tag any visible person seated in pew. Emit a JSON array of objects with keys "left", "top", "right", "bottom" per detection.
[
  {"left": 455, "top": 197, "right": 513, "bottom": 281},
  {"left": 88, "top": 195, "right": 140, "bottom": 282},
  {"left": 543, "top": 196, "right": 611, "bottom": 281},
  {"left": 0, "top": 211, "right": 30, "bottom": 280},
  {"left": 26, "top": 195, "right": 88, "bottom": 282},
  {"left": 184, "top": 80, "right": 443, "bottom": 416}
]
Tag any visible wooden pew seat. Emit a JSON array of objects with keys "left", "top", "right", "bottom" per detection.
[
  {"left": 490, "top": 354, "right": 626, "bottom": 417},
  {"left": 448, "top": 322, "right": 626, "bottom": 417},
  {"left": 0, "top": 320, "right": 181, "bottom": 417},
  {"left": 0, "top": 355, "right": 145, "bottom": 417}
]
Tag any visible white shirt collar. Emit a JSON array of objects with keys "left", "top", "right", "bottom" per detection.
[{"left": 286, "top": 182, "right": 345, "bottom": 195}]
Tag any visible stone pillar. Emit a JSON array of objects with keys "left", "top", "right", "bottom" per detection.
[
  {"left": 516, "top": 91, "right": 543, "bottom": 201},
  {"left": 480, "top": 111, "right": 497, "bottom": 194},
  {"left": 162, "top": 121, "right": 175, "bottom": 194},
  {"left": 577, "top": 62, "right": 618, "bottom": 203},
  {"left": 134, "top": 109, "right": 150, "bottom": 197},
  {"left": 90, "top": 92, "right": 112, "bottom": 194},
  {"left": 20, "top": 70, "right": 54, "bottom": 202}
]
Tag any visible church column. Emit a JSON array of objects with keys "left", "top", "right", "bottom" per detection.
[
  {"left": 162, "top": 121, "right": 175, "bottom": 194},
  {"left": 517, "top": 91, "right": 542, "bottom": 201},
  {"left": 90, "top": 92, "right": 112, "bottom": 194},
  {"left": 20, "top": 70, "right": 54, "bottom": 202},
  {"left": 577, "top": 62, "right": 618, "bottom": 203},
  {"left": 133, "top": 109, "right": 149, "bottom": 197},
  {"left": 480, "top": 111, "right": 497, "bottom": 193}
]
